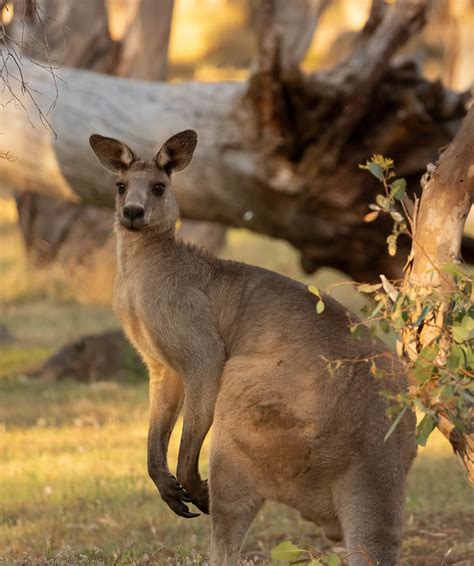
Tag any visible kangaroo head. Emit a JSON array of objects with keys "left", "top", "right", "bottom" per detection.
[{"left": 89, "top": 130, "right": 197, "bottom": 232}]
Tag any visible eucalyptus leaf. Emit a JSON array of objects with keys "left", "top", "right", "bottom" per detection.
[
  {"left": 384, "top": 406, "right": 408, "bottom": 442},
  {"left": 324, "top": 554, "right": 342, "bottom": 566},
  {"left": 416, "top": 414, "right": 437, "bottom": 446},
  {"left": 308, "top": 285, "right": 321, "bottom": 298},
  {"left": 271, "top": 541, "right": 304, "bottom": 562},
  {"left": 390, "top": 178, "right": 406, "bottom": 201},
  {"left": 376, "top": 194, "right": 390, "bottom": 209},
  {"left": 367, "top": 162, "right": 385, "bottom": 181}
]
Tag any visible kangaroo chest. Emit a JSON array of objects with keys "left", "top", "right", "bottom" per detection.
[{"left": 114, "top": 273, "right": 195, "bottom": 372}]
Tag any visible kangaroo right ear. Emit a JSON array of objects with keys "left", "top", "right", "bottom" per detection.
[
  {"left": 155, "top": 130, "right": 198, "bottom": 173},
  {"left": 89, "top": 134, "right": 137, "bottom": 175}
]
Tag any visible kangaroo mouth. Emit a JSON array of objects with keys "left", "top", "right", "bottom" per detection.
[{"left": 119, "top": 217, "right": 148, "bottom": 231}]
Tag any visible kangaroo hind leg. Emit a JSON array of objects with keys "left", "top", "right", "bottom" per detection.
[
  {"left": 334, "top": 464, "right": 405, "bottom": 566},
  {"left": 209, "top": 433, "right": 263, "bottom": 566}
]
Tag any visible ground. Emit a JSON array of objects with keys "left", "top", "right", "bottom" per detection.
[{"left": 0, "top": 201, "right": 473, "bottom": 565}]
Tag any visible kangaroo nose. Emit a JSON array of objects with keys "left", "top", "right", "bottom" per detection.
[{"left": 123, "top": 204, "right": 145, "bottom": 222}]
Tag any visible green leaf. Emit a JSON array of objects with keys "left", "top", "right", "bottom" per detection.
[
  {"left": 384, "top": 406, "right": 408, "bottom": 442},
  {"left": 390, "top": 211, "right": 404, "bottom": 222},
  {"left": 462, "top": 315, "right": 474, "bottom": 333},
  {"left": 460, "top": 389, "right": 474, "bottom": 404},
  {"left": 358, "top": 283, "right": 383, "bottom": 293},
  {"left": 417, "top": 344, "right": 439, "bottom": 365},
  {"left": 413, "top": 365, "right": 433, "bottom": 383},
  {"left": 447, "top": 353, "right": 461, "bottom": 372},
  {"left": 271, "top": 542, "right": 304, "bottom": 562},
  {"left": 316, "top": 300, "right": 325, "bottom": 314},
  {"left": 379, "top": 318, "right": 390, "bottom": 334},
  {"left": 439, "top": 385, "right": 454, "bottom": 401},
  {"left": 414, "top": 305, "right": 431, "bottom": 328},
  {"left": 390, "top": 178, "right": 407, "bottom": 201},
  {"left": 462, "top": 343, "right": 474, "bottom": 368},
  {"left": 367, "top": 162, "right": 385, "bottom": 181},
  {"left": 452, "top": 324, "right": 470, "bottom": 343},
  {"left": 370, "top": 300, "right": 385, "bottom": 318},
  {"left": 416, "top": 414, "right": 437, "bottom": 446},
  {"left": 350, "top": 324, "right": 363, "bottom": 339},
  {"left": 376, "top": 194, "right": 390, "bottom": 209},
  {"left": 323, "top": 553, "right": 342, "bottom": 566},
  {"left": 440, "top": 263, "right": 471, "bottom": 278},
  {"left": 308, "top": 285, "right": 321, "bottom": 298}
]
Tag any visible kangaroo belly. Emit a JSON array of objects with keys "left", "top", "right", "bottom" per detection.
[
  {"left": 215, "top": 358, "right": 353, "bottom": 484},
  {"left": 212, "top": 354, "right": 409, "bottom": 528}
]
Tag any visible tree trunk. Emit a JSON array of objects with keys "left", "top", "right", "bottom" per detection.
[
  {"left": 11, "top": 0, "right": 226, "bottom": 264},
  {"left": 258, "top": 0, "right": 331, "bottom": 70},
  {"left": 399, "top": 106, "right": 474, "bottom": 484},
  {"left": 116, "top": 0, "right": 174, "bottom": 81},
  {"left": 0, "top": 0, "right": 469, "bottom": 281},
  {"left": 7, "top": 0, "right": 117, "bottom": 72}
]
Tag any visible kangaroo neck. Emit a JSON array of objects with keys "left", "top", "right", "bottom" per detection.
[{"left": 116, "top": 225, "right": 178, "bottom": 278}]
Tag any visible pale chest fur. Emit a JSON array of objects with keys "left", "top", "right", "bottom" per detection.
[{"left": 114, "top": 274, "right": 170, "bottom": 367}]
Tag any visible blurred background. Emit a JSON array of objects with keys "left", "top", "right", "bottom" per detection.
[{"left": 0, "top": 0, "right": 473, "bottom": 564}]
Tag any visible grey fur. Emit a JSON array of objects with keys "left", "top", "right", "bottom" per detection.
[{"left": 90, "top": 130, "right": 417, "bottom": 566}]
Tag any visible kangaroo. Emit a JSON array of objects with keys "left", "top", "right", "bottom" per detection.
[{"left": 89, "top": 130, "right": 417, "bottom": 566}]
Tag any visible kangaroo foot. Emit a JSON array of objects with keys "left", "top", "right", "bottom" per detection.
[
  {"left": 158, "top": 474, "right": 200, "bottom": 518},
  {"left": 190, "top": 479, "right": 210, "bottom": 514}
]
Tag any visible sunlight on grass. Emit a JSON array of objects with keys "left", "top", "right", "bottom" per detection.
[{"left": 1, "top": 377, "right": 472, "bottom": 563}]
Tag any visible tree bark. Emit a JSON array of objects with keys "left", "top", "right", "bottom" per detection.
[
  {"left": 115, "top": 0, "right": 174, "bottom": 81},
  {"left": 400, "top": 106, "right": 474, "bottom": 484},
  {"left": 7, "top": 0, "right": 117, "bottom": 72},
  {"left": 258, "top": 0, "right": 331, "bottom": 70},
  {"left": 0, "top": 0, "right": 470, "bottom": 281}
]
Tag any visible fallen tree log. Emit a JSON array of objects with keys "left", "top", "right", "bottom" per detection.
[
  {"left": 0, "top": 0, "right": 469, "bottom": 281},
  {"left": 9, "top": 0, "right": 227, "bottom": 265}
]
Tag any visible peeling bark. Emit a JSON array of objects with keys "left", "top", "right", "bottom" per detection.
[{"left": 400, "top": 106, "right": 474, "bottom": 484}]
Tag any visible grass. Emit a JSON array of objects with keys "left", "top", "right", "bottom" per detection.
[
  {"left": 1, "top": 379, "right": 472, "bottom": 565},
  {"left": 1, "top": 201, "right": 473, "bottom": 564}
]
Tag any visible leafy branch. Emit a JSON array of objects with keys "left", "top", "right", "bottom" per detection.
[{"left": 357, "top": 155, "right": 473, "bottom": 448}]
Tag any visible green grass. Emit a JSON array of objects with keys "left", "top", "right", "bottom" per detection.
[{"left": 1, "top": 378, "right": 472, "bottom": 565}]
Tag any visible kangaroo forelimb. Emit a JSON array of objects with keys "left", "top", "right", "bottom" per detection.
[
  {"left": 176, "top": 364, "right": 224, "bottom": 514},
  {"left": 147, "top": 366, "right": 198, "bottom": 518}
]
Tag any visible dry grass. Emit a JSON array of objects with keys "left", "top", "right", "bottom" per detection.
[{"left": 1, "top": 377, "right": 472, "bottom": 565}]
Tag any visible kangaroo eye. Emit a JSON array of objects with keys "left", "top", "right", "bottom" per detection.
[
  {"left": 116, "top": 182, "right": 126, "bottom": 195},
  {"left": 152, "top": 183, "right": 165, "bottom": 197}
]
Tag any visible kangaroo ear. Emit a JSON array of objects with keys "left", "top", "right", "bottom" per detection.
[
  {"left": 155, "top": 130, "right": 198, "bottom": 173},
  {"left": 89, "top": 134, "right": 137, "bottom": 175}
]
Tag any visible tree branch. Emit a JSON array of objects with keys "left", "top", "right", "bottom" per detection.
[{"left": 401, "top": 105, "right": 474, "bottom": 484}]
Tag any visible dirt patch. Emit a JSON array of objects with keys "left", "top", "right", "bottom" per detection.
[{"left": 402, "top": 512, "right": 474, "bottom": 565}]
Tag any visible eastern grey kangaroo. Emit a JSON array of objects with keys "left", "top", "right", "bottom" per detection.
[{"left": 89, "top": 130, "right": 416, "bottom": 566}]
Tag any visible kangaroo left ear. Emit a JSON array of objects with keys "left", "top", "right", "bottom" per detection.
[
  {"left": 89, "top": 134, "right": 137, "bottom": 175},
  {"left": 155, "top": 130, "right": 198, "bottom": 173}
]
